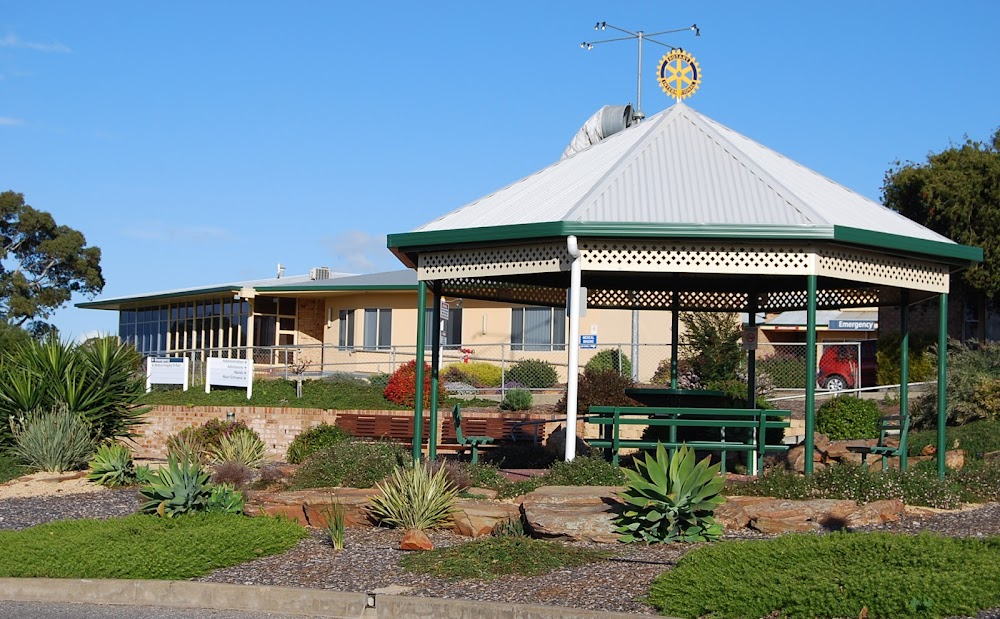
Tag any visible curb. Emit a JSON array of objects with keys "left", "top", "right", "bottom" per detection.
[{"left": 0, "top": 578, "right": 664, "bottom": 619}]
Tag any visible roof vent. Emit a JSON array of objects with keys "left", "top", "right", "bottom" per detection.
[
  {"left": 561, "top": 104, "right": 636, "bottom": 159},
  {"left": 310, "top": 267, "right": 332, "bottom": 281}
]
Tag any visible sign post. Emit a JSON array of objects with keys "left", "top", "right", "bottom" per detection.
[
  {"left": 206, "top": 357, "right": 253, "bottom": 399},
  {"left": 146, "top": 357, "right": 189, "bottom": 392}
]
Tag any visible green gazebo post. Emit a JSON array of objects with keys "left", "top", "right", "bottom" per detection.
[{"left": 412, "top": 281, "right": 427, "bottom": 462}]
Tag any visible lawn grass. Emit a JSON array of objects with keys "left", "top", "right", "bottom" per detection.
[
  {"left": 141, "top": 376, "right": 499, "bottom": 411},
  {"left": 0, "top": 452, "right": 26, "bottom": 484},
  {"left": 0, "top": 513, "right": 307, "bottom": 579},
  {"left": 400, "top": 536, "right": 609, "bottom": 580},
  {"left": 649, "top": 531, "right": 1000, "bottom": 619}
]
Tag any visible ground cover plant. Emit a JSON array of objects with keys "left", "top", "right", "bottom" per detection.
[
  {"left": 289, "top": 439, "right": 409, "bottom": 489},
  {"left": 143, "top": 377, "right": 406, "bottom": 410},
  {"left": 463, "top": 454, "right": 625, "bottom": 499},
  {"left": 648, "top": 531, "right": 1000, "bottom": 619},
  {"left": 400, "top": 537, "right": 608, "bottom": 580},
  {"left": 286, "top": 423, "right": 352, "bottom": 464},
  {"left": 729, "top": 462, "right": 964, "bottom": 509},
  {"left": 0, "top": 513, "right": 307, "bottom": 580}
]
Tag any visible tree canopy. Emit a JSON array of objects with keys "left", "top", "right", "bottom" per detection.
[
  {"left": 882, "top": 129, "right": 1000, "bottom": 301},
  {"left": 0, "top": 191, "right": 104, "bottom": 333}
]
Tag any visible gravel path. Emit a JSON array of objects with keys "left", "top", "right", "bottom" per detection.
[{"left": 3, "top": 488, "right": 1000, "bottom": 615}]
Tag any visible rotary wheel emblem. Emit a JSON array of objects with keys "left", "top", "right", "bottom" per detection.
[{"left": 657, "top": 50, "right": 701, "bottom": 100}]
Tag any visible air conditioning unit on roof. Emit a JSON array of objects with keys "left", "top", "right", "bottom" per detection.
[{"left": 310, "top": 267, "right": 332, "bottom": 281}]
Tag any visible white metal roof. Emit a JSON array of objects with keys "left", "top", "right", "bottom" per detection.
[{"left": 413, "top": 103, "right": 952, "bottom": 244}]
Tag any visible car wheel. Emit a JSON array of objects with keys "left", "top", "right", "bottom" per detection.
[{"left": 823, "top": 375, "right": 848, "bottom": 392}]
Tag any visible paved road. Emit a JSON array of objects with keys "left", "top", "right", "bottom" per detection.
[{"left": 0, "top": 601, "right": 325, "bottom": 619}]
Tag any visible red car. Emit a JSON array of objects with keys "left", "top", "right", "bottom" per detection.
[{"left": 817, "top": 341, "right": 877, "bottom": 391}]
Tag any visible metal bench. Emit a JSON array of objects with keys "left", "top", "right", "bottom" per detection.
[
  {"left": 584, "top": 406, "right": 791, "bottom": 473},
  {"left": 450, "top": 404, "right": 494, "bottom": 464},
  {"left": 846, "top": 414, "right": 910, "bottom": 470}
]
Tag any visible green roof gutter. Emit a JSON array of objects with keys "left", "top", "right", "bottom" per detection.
[{"left": 257, "top": 284, "right": 417, "bottom": 292}]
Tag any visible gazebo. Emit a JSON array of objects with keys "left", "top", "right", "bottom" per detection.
[{"left": 387, "top": 103, "right": 982, "bottom": 476}]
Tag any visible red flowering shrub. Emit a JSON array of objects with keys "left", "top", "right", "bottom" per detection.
[{"left": 383, "top": 360, "right": 449, "bottom": 408}]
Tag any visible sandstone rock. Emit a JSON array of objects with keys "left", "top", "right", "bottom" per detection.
[
  {"left": 400, "top": 529, "right": 433, "bottom": 551},
  {"left": 451, "top": 500, "right": 521, "bottom": 537},
  {"left": 714, "top": 499, "right": 750, "bottom": 530},
  {"left": 823, "top": 439, "right": 875, "bottom": 464},
  {"left": 521, "top": 485, "right": 622, "bottom": 543},
  {"left": 906, "top": 450, "right": 964, "bottom": 470},
  {"left": 737, "top": 498, "right": 857, "bottom": 534},
  {"left": 247, "top": 488, "right": 377, "bottom": 528},
  {"left": 920, "top": 443, "right": 936, "bottom": 456},
  {"left": 465, "top": 487, "right": 498, "bottom": 500}
]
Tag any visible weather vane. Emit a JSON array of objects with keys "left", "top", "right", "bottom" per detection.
[{"left": 581, "top": 22, "right": 700, "bottom": 118}]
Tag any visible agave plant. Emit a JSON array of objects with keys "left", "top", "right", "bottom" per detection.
[
  {"left": 204, "top": 483, "right": 246, "bottom": 515},
  {"left": 614, "top": 443, "right": 725, "bottom": 543},
  {"left": 139, "top": 456, "right": 213, "bottom": 518},
  {"left": 87, "top": 443, "right": 137, "bottom": 487},
  {"left": 368, "top": 462, "right": 458, "bottom": 531}
]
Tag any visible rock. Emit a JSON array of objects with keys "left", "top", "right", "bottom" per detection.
[
  {"left": 247, "top": 488, "right": 378, "bottom": 528},
  {"left": 906, "top": 450, "right": 965, "bottom": 470},
  {"left": 465, "top": 487, "right": 498, "bottom": 500},
  {"left": 400, "top": 529, "right": 433, "bottom": 551},
  {"left": 451, "top": 500, "right": 521, "bottom": 537},
  {"left": 984, "top": 450, "right": 1000, "bottom": 463},
  {"left": 823, "top": 439, "right": 875, "bottom": 464},
  {"left": 714, "top": 499, "right": 750, "bottom": 530},
  {"left": 521, "top": 485, "right": 622, "bottom": 543},
  {"left": 545, "top": 425, "right": 591, "bottom": 458},
  {"left": 920, "top": 443, "right": 936, "bottom": 456},
  {"left": 725, "top": 497, "right": 906, "bottom": 534},
  {"left": 836, "top": 499, "right": 904, "bottom": 528}
]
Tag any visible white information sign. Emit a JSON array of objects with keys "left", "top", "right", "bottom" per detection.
[
  {"left": 741, "top": 326, "right": 759, "bottom": 351},
  {"left": 440, "top": 299, "right": 450, "bottom": 320},
  {"left": 146, "top": 357, "right": 189, "bottom": 392},
  {"left": 206, "top": 357, "right": 253, "bottom": 399}
]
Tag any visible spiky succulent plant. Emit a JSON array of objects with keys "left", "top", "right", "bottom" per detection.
[
  {"left": 139, "top": 456, "right": 213, "bottom": 518},
  {"left": 615, "top": 443, "right": 725, "bottom": 543},
  {"left": 86, "top": 443, "right": 137, "bottom": 487}
]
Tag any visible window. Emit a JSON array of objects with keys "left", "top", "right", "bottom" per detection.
[
  {"left": 424, "top": 307, "right": 462, "bottom": 348},
  {"left": 338, "top": 309, "right": 355, "bottom": 349},
  {"left": 364, "top": 308, "right": 392, "bottom": 350},
  {"left": 511, "top": 307, "right": 565, "bottom": 351}
]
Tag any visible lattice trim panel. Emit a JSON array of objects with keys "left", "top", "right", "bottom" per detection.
[
  {"left": 580, "top": 240, "right": 814, "bottom": 275},
  {"left": 761, "top": 288, "right": 883, "bottom": 312},
  {"left": 816, "top": 247, "right": 949, "bottom": 293},
  {"left": 441, "top": 278, "right": 567, "bottom": 307},
  {"left": 419, "top": 243, "right": 571, "bottom": 280}
]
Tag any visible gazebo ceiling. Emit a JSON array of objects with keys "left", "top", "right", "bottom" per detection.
[{"left": 388, "top": 103, "right": 981, "bottom": 309}]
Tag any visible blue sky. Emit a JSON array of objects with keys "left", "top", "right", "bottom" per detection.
[{"left": 2, "top": 1, "right": 999, "bottom": 339}]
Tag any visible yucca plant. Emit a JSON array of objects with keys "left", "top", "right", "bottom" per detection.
[
  {"left": 165, "top": 431, "right": 207, "bottom": 464},
  {"left": 321, "top": 499, "right": 347, "bottom": 550},
  {"left": 139, "top": 456, "right": 213, "bottom": 518},
  {"left": 614, "top": 443, "right": 725, "bottom": 543},
  {"left": 368, "top": 462, "right": 459, "bottom": 531},
  {"left": 86, "top": 443, "right": 137, "bottom": 487},
  {"left": 9, "top": 404, "right": 95, "bottom": 473},
  {"left": 204, "top": 483, "right": 246, "bottom": 515},
  {"left": 208, "top": 429, "right": 266, "bottom": 468}
]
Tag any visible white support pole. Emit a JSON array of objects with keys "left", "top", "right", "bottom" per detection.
[{"left": 565, "top": 236, "right": 582, "bottom": 461}]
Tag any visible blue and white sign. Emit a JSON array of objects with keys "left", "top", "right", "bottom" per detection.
[
  {"left": 146, "top": 357, "right": 189, "bottom": 392},
  {"left": 828, "top": 319, "right": 877, "bottom": 331},
  {"left": 580, "top": 334, "right": 598, "bottom": 349}
]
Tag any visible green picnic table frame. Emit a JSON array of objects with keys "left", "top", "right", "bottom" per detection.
[{"left": 584, "top": 406, "right": 791, "bottom": 473}]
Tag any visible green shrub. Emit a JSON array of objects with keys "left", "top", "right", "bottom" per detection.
[
  {"left": 648, "top": 531, "right": 1000, "bottom": 619},
  {"left": 877, "top": 332, "right": 937, "bottom": 386},
  {"left": 680, "top": 312, "right": 742, "bottom": 385},
  {"left": 913, "top": 340, "right": 1000, "bottom": 429},
  {"left": 555, "top": 367, "right": 639, "bottom": 414},
  {"left": 139, "top": 456, "right": 214, "bottom": 517},
  {"left": 86, "top": 443, "right": 137, "bottom": 487},
  {"left": 504, "top": 359, "right": 558, "bottom": 389},
  {"left": 545, "top": 454, "right": 625, "bottom": 486},
  {"left": 499, "top": 388, "right": 532, "bottom": 411},
  {"left": 0, "top": 452, "right": 26, "bottom": 484},
  {"left": 369, "top": 462, "right": 458, "bottom": 530},
  {"left": 0, "top": 513, "right": 307, "bottom": 580},
  {"left": 400, "top": 537, "right": 608, "bottom": 580},
  {"left": 909, "top": 418, "right": 1000, "bottom": 460},
  {"left": 815, "top": 396, "right": 881, "bottom": 440},
  {"left": 615, "top": 443, "right": 724, "bottom": 543},
  {"left": 584, "top": 349, "right": 632, "bottom": 377},
  {"left": 289, "top": 440, "right": 409, "bottom": 489},
  {"left": 286, "top": 423, "right": 352, "bottom": 464},
  {"left": 0, "top": 336, "right": 147, "bottom": 444},
  {"left": 9, "top": 404, "right": 95, "bottom": 473},
  {"left": 367, "top": 372, "right": 391, "bottom": 390},
  {"left": 444, "top": 362, "right": 502, "bottom": 387},
  {"left": 208, "top": 430, "right": 266, "bottom": 468}
]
